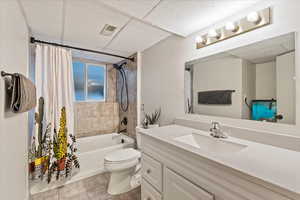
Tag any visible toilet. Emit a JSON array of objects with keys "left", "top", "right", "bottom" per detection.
[{"left": 104, "top": 147, "right": 141, "bottom": 195}]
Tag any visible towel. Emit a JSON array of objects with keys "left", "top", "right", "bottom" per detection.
[
  {"left": 10, "top": 73, "right": 36, "bottom": 113},
  {"left": 198, "top": 90, "right": 235, "bottom": 105}
]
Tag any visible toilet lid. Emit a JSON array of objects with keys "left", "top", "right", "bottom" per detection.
[{"left": 104, "top": 148, "right": 141, "bottom": 163}]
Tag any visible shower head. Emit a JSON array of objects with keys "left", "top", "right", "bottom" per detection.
[{"left": 113, "top": 61, "right": 127, "bottom": 70}]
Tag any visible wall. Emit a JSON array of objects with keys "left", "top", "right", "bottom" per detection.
[
  {"left": 74, "top": 63, "right": 119, "bottom": 137},
  {"left": 242, "top": 59, "right": 256, "bottom": 119},
  {"left": 117, "top": 54, "right": 137, "bottom": 139},
  {"left": 192, "top": 57, "right": 243, "bottom": 119},
  {"left": 141, "top": 0, "right": 300, "bottom": 136},
  {"left": 276, "top": 51, "right": 295, "bottom": 124},
  {"left": 0, "top": 1, "right": 29, "bottom": 199},
  {"left": 255, "top": 61, "right": 276, "bottom": 99}
]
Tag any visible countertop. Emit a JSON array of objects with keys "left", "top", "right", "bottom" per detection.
[{"left": 138, "top": 125, "right": 300, "bottom": 196}]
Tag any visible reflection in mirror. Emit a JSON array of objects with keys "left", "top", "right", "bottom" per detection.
[{"left": 185, "top": 32, "right": 295, "bottom": 125}]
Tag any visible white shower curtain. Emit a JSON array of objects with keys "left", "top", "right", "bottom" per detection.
[
  {"left": 35, "top": 44, "right": 75, "bottom": 140},
  {"left": 32, "top": 44, "right": 79, "bottom": 183}
]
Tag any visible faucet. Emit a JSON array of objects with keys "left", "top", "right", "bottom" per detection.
[{"left": 209, "top": 122, "right": 227, "bottom": 138}]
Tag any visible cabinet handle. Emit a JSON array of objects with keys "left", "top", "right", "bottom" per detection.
[
  {"left": 146, "top": 197, "right": 152, "bottom": 200},
  {"left": 146, "top": 169, "right": 151, "bottom": 174}
]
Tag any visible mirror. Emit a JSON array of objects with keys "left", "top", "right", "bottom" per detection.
[{"left": 185, "top": 32, "right": 295, "bottom": 125}]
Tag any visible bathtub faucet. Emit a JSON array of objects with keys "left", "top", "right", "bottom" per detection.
[{"left": 118, "top": 128, "right": 127, "bottom": 134}]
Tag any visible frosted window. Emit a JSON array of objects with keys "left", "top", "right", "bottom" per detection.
[
  {"left": 73, "top": 61, "right": 85, "bottom": 101},
  {"left": 87, "top": 65, "right": 105, "bottom": 101},
  {"left": 72, "top": 61, "right": 106, "bottom": 101}
]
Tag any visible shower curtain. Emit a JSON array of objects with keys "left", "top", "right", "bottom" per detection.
[
  {"left": 30, "top": 44, "right": 79, "bottom": 182},
  {"left": 35, "top": 44, "right": 74, "bottom": 138}
]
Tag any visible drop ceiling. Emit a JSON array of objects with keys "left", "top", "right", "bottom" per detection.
[
  {"left": 228, "top": 32, "right": 295, "bottom": 64},
  {"left": 20, "top": 0, "right": 265, "bottom": 63},
  {"left": 188, "top": 32, "right": 295, "bottom": 65}
]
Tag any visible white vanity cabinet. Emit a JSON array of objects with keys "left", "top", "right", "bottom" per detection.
[
  {"left": 164, "top": 168, "right": 214, "bottom": 200},
  {"left": 139, "top": 129, "right": 297, "bottom": 200}
]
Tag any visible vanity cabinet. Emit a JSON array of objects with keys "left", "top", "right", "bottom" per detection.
[
  {"left": 164, "top": 168, "right": 214, "bottom": 200},
  {"left": 139, "top": 130, "right": 296, "bottom": 200}
]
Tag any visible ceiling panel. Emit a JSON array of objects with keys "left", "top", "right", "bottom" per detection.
[
  {"left": 63, "top": 0, "right": 130, "bottom": 49},
  {"left": 72, "top": 48, "right": 129, "bottom": 63},
  {"left": 107, "top": 19, "right": 170, "bottom": 53},
  {"left": 96, "top": 0, "right": 160, "bottom": 19},
  {"left": 144, "top": 0, "right": 263, "bottom": 36},
  {"left": 228, "top": 33, "right": 295, "bottom": 63},
  {"left": 20, "top": 0, "right": 64, "bottom": 39}
]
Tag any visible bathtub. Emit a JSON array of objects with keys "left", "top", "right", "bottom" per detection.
[{"left": 30, "top": 133, "right": 134, "bottom": 195}]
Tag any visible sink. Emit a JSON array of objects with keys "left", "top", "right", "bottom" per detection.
[{"left": 174, "top": 133, "right": 247, "bottom": 154}]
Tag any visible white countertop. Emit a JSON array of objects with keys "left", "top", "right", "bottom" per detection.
[{"left": 139, "top": 125, "right": 300, "bottom": 196}]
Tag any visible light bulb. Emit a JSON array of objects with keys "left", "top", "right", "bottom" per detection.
[
  {"left": 225, "top": 22, "right": 239, "bottom": 32},
  {"left": 247, "top": 12, "right": 261, "bottom": 24},
  {"left": 196, "top": 36, "right": 206, "bottom": 44},
  {"left": 208, "top": 29, "right": 220, "bottom": 39}
]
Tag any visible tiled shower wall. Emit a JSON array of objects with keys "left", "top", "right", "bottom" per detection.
[
  {"left": 117, "top": 54, "right": 137, "bottom": 139},
  {"left": 74, "top": 64, "right": 119, "bottom": 138},
  {"left": 74, "top": 55, "right": 138, "bottom": 139}
]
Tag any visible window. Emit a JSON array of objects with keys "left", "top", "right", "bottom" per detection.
[{"left": 73, "top": 61, "right": 106, "bottom": 101}]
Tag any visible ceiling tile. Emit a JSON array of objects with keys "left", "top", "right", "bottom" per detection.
[
  {"left": 63, "top": 0, "right": 130, "bottom": 49},
  {"left": 228, "top": 33, "right": 295, "bottom": 63},
  {"left": 20, "top": 0, "right": 64, "bottom": 39},
  {"left": 107, "top": 19, "right": 170, "bottom": 53},
  {"left": 72, "top": 49, "right": 127, "bottom": 63},
  {"left": 144, "top": 0, "right": 263, "bottom": 36},
  {"left": 96, "top": 0, "right": 160, "bottom": 19}
]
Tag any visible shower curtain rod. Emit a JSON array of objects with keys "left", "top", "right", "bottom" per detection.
[{"left": 30, "top": 37, "right": 134, "bottom": 62}]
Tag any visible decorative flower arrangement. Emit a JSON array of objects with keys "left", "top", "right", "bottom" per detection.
[{"left": 29, "top": 97, "right": 80, "bottom": 183}]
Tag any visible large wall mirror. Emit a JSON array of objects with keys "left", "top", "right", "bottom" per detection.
[{"left": 185, "top": 32, "right": 296, "bottom": 125}]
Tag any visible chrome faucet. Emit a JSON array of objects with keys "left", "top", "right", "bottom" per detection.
[{"left": 209, "top": 122, "right": 227, "bottom": 138}]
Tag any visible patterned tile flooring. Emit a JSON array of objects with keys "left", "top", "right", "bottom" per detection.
[{"left": 31, "top": 173, "right": 141, "bottom": 200}]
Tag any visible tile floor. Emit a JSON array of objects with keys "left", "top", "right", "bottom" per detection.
[{"left": 31, "top": 173, "right": 141, "bottom": 200}]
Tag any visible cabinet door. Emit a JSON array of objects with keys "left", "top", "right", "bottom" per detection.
[
  {"left": 141, "top": 178, "right": 162, "bottom": 200},
  {"left": 165, "top": 168, "right": 214, "bottom": 200}
]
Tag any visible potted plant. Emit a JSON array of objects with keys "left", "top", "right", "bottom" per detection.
[{"left": 142, "top": 108, "right": 161, "bottom": 129}]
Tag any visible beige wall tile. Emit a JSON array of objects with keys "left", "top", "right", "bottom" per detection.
[{"left": 74, "top": 63, "right": 119, "bottom": 138}]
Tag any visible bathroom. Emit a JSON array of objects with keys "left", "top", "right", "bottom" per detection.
[{"left": 1, "top": 0, "right": 300, "bottom": 200}]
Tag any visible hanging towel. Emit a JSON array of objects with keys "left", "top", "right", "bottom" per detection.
[
  {"left": 198, "top": 90, "right": 235, "bottom": 105},
  {"left": 10, "top": 73, "right": 36, "bottom": 113}
]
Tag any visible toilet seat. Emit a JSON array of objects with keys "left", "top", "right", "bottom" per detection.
[
  {"left": 105, "top": 148, "right": 141, "bottom": 163},
  {"left": 104, "top": 148, "right": 141, "bottom": 171}
]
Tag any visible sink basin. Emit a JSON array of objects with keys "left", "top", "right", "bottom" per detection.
[{"left": 174, "top": 133, "right": 247, "bottom": 154}]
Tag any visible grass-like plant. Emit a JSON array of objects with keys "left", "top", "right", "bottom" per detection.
[{"left": 144, "top": 108, "right": 161, "bottom": 125}]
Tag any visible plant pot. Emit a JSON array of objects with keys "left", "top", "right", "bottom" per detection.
[
  {"left": 58, "top": 157, "right": 66, "bottom": 171},
  {"left": 29, "top": 161, "right": 35, "bottom": 173},
  {"left": 147, "top": 124, "right": 159, "bottom": 129},
  {"left": 41, "top": 156, "right": 49, "bottom": 174}
]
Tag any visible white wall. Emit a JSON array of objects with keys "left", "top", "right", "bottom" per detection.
[
  {"left": 0, "top": 1, "right": 29, "bottom": 200},
  {"left": 192, "top": 57, "right": 243, "bottom": 119},
  {"left": 141, "top": 0, "right": 300, "bottom": 136},
  {"left": 255, "top": 61, "right": 276, "bottom": 99},
  {"left": 141, "top": 36, "right": 186, "bottom": 124},
  {"left": 242, "top": 60, "right": 256, "bottom": 119},
  {"left": 276, "top": 51, "right": 295, "bottom": 124}
]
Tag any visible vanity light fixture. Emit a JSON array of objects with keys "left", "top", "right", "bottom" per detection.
[
  {"left": 225, "top": 22, "right": 239, "bottom": 32},
  {"left": 196, "top": 36, "right": 207, "bottom": 44},
  {"left": 208, "top": 29, "right": 221, "bottom": 39},
  {"left": 196, "top": 7, "right": 271, "bottom": 49},
  {"left": 247, "top": 12, "right": 262, "bottom": 24}
]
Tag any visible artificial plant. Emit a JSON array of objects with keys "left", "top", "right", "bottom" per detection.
[{"left": 144, "top": 108, "right": 161, "bottom": 125}]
